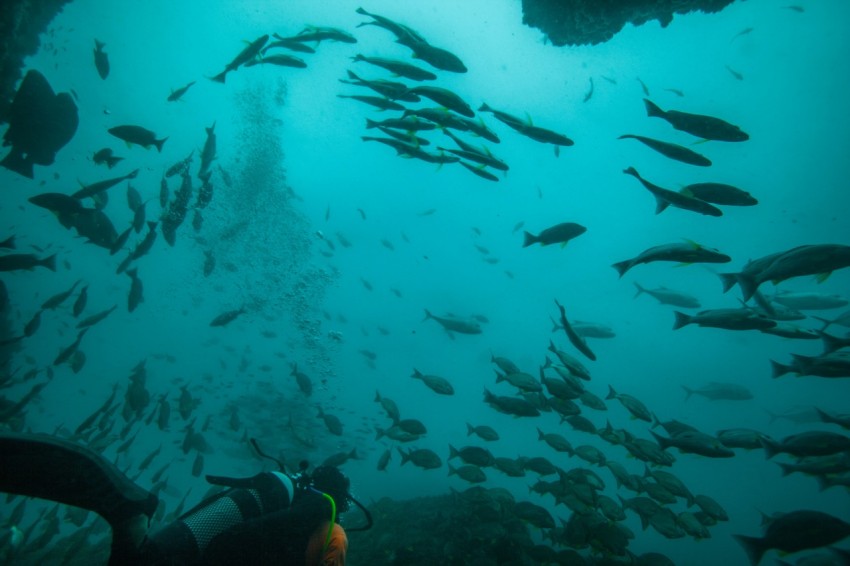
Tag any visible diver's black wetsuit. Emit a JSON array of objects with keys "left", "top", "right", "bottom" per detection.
[{"left": 0, "top": 432, "right": 340, "bottom": 565}]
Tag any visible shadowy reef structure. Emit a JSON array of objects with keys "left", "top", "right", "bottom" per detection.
[{"left": 522, "top": 0, "right": 739, "bottom": 46}]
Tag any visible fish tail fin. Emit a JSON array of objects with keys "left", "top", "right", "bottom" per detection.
[
  {"left": 411, "top": 369, "right": 422, "bottom": 379},
  {"left": 1, "top": 150, "right": 34, "bottom": 179},
  {"left": 654, "top": 195, "right": 670, "bottom": 215},
  {"left": 819, "top": 332, "right": 841, "bottom": 354},
  {"left": 769, "top": 359, "right": 791, "bottom": 379},
  {"left": 738, "top": 275, "right": 759, "bottom": 302},
  {"left": 154, "top": 138, "right": 167, "bottom": 153},
  {"left": 478, "top": 102, "right": 491, "bottom": 112},
  {"left": 396, "top": 447, "right": 409, "bottom": 466},
  {"left": 812, "top": 316, "right": 833, "bottom": 332},
  {"left": 672, "top": 311, "right": 692, "bottom": 330},
  {"left": 448, "top": 444, "right": 459, "bottom": 460},
  {"left": 611, "top": 260, "right": 632, "bottom": 278},
  {"left": 650, "top": 431, "right": 671, "bottom": 450},
  {"left": 776, "top": 462, "right": 793, "bottom": 477},
  {"left": 95, "top": 39, "right": 106, "bottom": 50},
  {"left": 351, "top": 54, "right": 364, "bottom": 62},
  {"left": 447, "top": 464, "right": 457, "bottom": 477},
  {"left": 605, "top": 385, "right": 617, "bottom": 400},
  {"left": 643, "top": 99, "right": 664, "bottom": 118},
  {"left": 622, "top": 166, "right": 639, "bottom": 178},
  {"left": 681, "top": 385, "right": 693, "bottom": 401},
  {"left": 733, "top": 534, "right": 767, "bottom": 566},
  {"left": 521, "top": 231, "right": 537, "bottom": 248},
  {"left": 422, "top": 309, "right": 433, "bottom": 322},
  {"left": 632, "top": 282, "right": 646, "bottom": 298},
  {"left": 364, "top": 118, "right": 378, "bottom": 129},
  {"left": 355, "top": 7, "right": 369, "bottom": 15},
  {"left": 210, "top": 71, "right": 227, "bottom": 84},
  {"left": 466, "top": 423, "right": 475, "bottom": 436},
  {"left": 718, "top": 272, "right": 739, "bottom": 293},
  {"left": 815, "top": 474, "right": 833, "bottom": 492},
  {"left": 41, "top": 254, "right": 57, "bottom": 272},
  {"left": 760, "top": 437, "right": 780, "bottom": 459}
]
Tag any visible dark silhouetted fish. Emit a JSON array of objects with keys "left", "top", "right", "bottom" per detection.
[
  {"left": 109, "top": 126, "right": 167, "bottom": 152},
  {"left": 210, "top": 35, "right": 269, "bottom": 83},
  {"left": 644, "top": 99, "right": 749, "bottom": 141},
  {"left": 619, "top": 134, "right": 711, "bottom": 166},
  {"left": 167, "top": 81, "right": 195, "bottom": 102},
  {"left": 93, "top": 40, "right": 109, "bottom": 79},
  {"left": 623, "top": 167, "right": 722, "bottom": 216},
  {"left": 1, "top": 70, "right": 78, "bottom": 178}
]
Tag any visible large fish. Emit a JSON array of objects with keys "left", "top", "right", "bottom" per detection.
[
  {"left": 623, "top": 167, "right": 722, "bottom": 216},
  {"left": 210, "top": 35, "right": 269, "bottom": 83},
  {"left": 423, "top": 309, "right": 482, "bottom": 335},
  {"left": 619, "top": 134, "right": 711, "bottom": 167},
  {"left": 523, "top": 222, "right": 586, "bottom": 247},
  {"left": 644, "top": 99, "right": 749, "bottom": 142},
  {"left": 735, "top": 511, "right": 850, "bottom": 565},
  {"left": 1, "top": 70, "right": 78, "bottom": 178},
  {"left": 351, "top": 54, "right": 436, "bottom": 81},
  {"left": 728, "top": 244, "right": 850, "bottom": 301},
  {"left": 109, "top": 125, "right": 167, "bottom": 152},
  {"left": 612, "top": 241, "right": 731, "bottom": 278}
]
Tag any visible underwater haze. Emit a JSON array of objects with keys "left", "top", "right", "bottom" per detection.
[{"left": 2, "top": 0, "right": 850, "bottom": 564}]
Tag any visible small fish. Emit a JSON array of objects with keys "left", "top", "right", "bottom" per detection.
[
  {"left": 730, "top": 27, "right": 754, "bottom": 43},
  {"left": 643, "top": 99, "right": 749, "bottom": 142},
  {"left": 210, "top": 307, "right": 245, "bottom": 327},
  {"left": 93, "top": 40, "right": 109, "bottom": 79},
  {"left": 92, "top": 147, "right": 123, "bottom": 168},
  {"left": 127, "top": 268, "right": 144, "bottom": 312},
  {"left": 725, "top": 65, "right": 744, "bottom": 81},
  {"left": 76, "top": 305, "right": 116, "bottom": 329},
  {"left": 167, "top": 81, "right": 195, "bottom": 102},
  {"left": 582, "top": 77, "right": 594, "bottom": 103},
  {"left": 664, "top": 88, "right": 685, "bottom": 97}
]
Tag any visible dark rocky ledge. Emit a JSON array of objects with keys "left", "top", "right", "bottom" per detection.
[
  {"left": 0, "top": 0, "right": 71, "bottom": 124},
  {"left": 522, "top": 0, "right": 739, "bottom": 46}
]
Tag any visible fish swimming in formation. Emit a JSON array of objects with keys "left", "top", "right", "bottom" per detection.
[
  {"left": 633, "top": 282, "right": 700, "bottom": 308},
  {"left": 210, "top": 34, "right": 270, "bottom": 83},
  {"left": 623, "top": 167, "right": 722, "bottom": 216},
  {"left": 351, "top": 54, "right": 436, "bottom": 81},
  {"left": 734, "top": 510, "right": 850, "bottom": 565},
  {"left": 643, "top": 99, "right": 749, "bottom": 142},
  {"left": 619, "top": 135, "right": 712, "bottom": 167},
  {"left": 613, "top": 241, "right": 731, "bottom": 278},
  {"left": 680, "top": 182, "right": 757, "bottom": 206}
]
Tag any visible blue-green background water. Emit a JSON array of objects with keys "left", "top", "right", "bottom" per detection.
[{"left": 2, "top": 0, "right": 849, "bottom": 563}]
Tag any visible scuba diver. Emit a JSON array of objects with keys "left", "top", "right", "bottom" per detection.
[{"left": 0, "top": 432, "right": 372, "bottom": 565}]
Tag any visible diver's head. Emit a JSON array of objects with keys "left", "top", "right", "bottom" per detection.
[{"left": 310, "top": 466, "right": 351, "bottom": 513}]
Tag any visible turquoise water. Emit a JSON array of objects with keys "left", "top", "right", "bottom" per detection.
[{"left": 2, "top": 0, "right": 849, "bottom": 564}]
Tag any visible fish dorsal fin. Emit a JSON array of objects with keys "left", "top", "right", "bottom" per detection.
[
  {"left": 525, "top": 112, "right": 534, "bottom": 126},
  {"left": 682, "top": 238, "right": 702, "bottom": 249}
]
